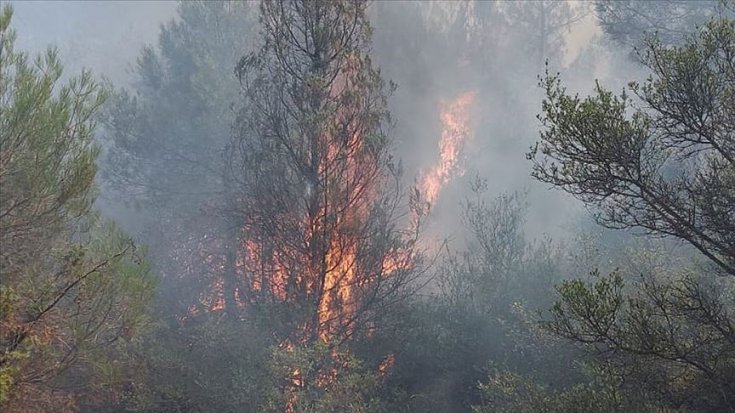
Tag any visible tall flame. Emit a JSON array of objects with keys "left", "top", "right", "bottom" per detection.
[{"left": 421, "top": 91, "right": 476, "bottom": 206}]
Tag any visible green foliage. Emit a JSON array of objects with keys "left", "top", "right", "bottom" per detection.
[
  {"left": 263, "top": 342, "right": 387, "bottom": 413},
  {"left": 547, "top": 270, "right": 624, "bottom": 343},
  {"left": 472, "top": 363, "right": 671, "bottom": 413},
  {"left": 0, "top": 6, "right": 104, "bottom": 235},
  {"left": 529, "top": 12, "right": 735, "bottom": 411},
  {"left": 7, "top": 0, "right": 730, "bottom": 411},
  {"left": 0, "top": 5, "right": 155, "bottom": 410},
  {"left": 544, "top": 265, "right": 735, "bottom": 410},
  {"left": 530, "top": 16, "right": 735, "bottom": 276}
]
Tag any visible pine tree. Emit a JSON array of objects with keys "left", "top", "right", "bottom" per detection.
[{"left": 0, "top": 6, "right": 154, "bottom": 411}]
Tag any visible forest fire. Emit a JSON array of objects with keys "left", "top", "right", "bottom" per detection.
[
  {"left": 185, "top": 91, "right": 478, "bottom": 334},
  {"left": 175, "top": 34, "right": 477, "bottom": 413},
  {"left": 421, "top": 91, "right": 477, "bottom": 206},
  {"left": 226, "top": 119, "right": 388, "bottom": 346},
  {"left": 320, "top": 232, "right": 358, "bottom": 342},
  {"left": 7, "top": 0, "right": 731, "bottom": 411}
]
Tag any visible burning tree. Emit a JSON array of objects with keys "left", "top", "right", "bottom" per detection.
[{"left": 228, "top": 0, "right": 425, "bottom": 348}]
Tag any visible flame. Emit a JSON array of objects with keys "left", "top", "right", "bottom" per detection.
[
  {"left": 233, "top": 97, "right": 406, "bottom": 347},
  {"left": 378, "top": 353, "right": 395, "bottom": 376},
  {"left": 242, "top": 238, "right": 288, "bottom": 301},
  {"left": 421, "top": 91, "right": 476, "bottom": 206},
  {"left": 320, "top": 230, "right": 358, "bottom": 341},
  {"left": 175, "top": 53, "right": 422, "bottom": 407}
]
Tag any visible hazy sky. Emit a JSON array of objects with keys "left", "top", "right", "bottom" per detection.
[
  {"left": 10, "top": 1, "right": 178, "bottom": 85},
  {"left": 9, "top": 1, "right": 598, "bottom": 84},
  {"left": 9, "top": 0, "right": 606, "bottom": 240}
]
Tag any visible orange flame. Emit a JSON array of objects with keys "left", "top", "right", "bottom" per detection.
[
  {"left": 179, "top": 53, "right": 417, "bottom": 404},
  {"left": 421, "top": 91, "right": 476, "bottom": 206},
  {"left": 378, "top": 353, "right": 395, "bottom": 376}
]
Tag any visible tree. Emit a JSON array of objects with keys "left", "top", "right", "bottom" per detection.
[
  {"left": 101, "top": 0, "right": 258, "bottom": 318},
  {"left": 472, "top": 366, "right": 639, "bottom": 413},
  {"left": 499, "top": 0, "right": 591, "bottom": 66},
  {"left": 230, "top": 0, "right": 425, "bottom": 348},
  {"left": 0, "top": 6, "right": 154, "bottom": 411},
  {"left": 222, "top": 2, "right": 432, "bottom": 409},
  {"left": 530, "top": 17, "right": 734, "bottom": 277},
  {"left": 438, "top": 184, "right": 527, "bottom": 314},
  {"left": 364, "top": 182, "right": 577, "bottom": 413},
  {"left": 99, "top": 4, "right": 271, "bottom": 411},
  {"left": 594, "top": 0, "right": 721, "bottom": 48},
  {"left": 263, "top": 342, "right": 387, "bottom": 413},
  {"left": 528, "top": 14, "right": 735, "bottom": 411}
]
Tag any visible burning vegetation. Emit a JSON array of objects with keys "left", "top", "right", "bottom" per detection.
[
  {"left": 421, "top": 91, "right": 477, "bottom": 207},
  {"left": 195, "top": 2, "right": 430, "bottom": 406},
  {"left": 7, "top": 0, "right": 733, "bottom": 412},
  {"left": 163, "top": 3, "right": 481, "bottom": 408},
  {"left": 228, "top": 0, "right": 425, "bottom": 348}
]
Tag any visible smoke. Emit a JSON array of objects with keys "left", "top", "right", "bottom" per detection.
[
  {"left": 12, "top": 2, "right": 724, "bottom": 410},
  {"left": 9, "top": 0, "right": 177, "bottom": 87},
  {"left": 11, "top": 0, "right": 652, "bottom": 251},
  {"left": 368, "top": 1, "right": 609, "bottom": 242}
]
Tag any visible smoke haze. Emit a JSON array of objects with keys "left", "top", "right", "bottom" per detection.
[
  {"left": 11, "top": 1, "right": 615, "bottom": 241},
  {"left": 6, "top": 2, "right": 730, "bottom": 411}
]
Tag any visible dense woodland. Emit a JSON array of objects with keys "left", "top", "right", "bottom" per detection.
[{"left": 1, "top": 1, "right": 733, "bottom": 412}]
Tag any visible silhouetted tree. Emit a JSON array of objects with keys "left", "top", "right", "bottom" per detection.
[{"left": 595, "top": 0, "right": 720, "bottom": 48}]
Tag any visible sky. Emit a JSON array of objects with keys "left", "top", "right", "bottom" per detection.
[
  {"left": 10, "top": 1, "right": 599, "bottom": 82},
  {"left": 8, "top": 0, "right": 611, "bottom": 241},
  {"left": 10, "top": 1, "right": 178, "bottom": 86}
]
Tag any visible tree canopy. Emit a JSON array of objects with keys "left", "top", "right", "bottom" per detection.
[
  {"left": 0, "top": 5, "right": 154, "bottom": 411},
  {"left": 528, "top": 13, "right": 735, "bottom": 412}
]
